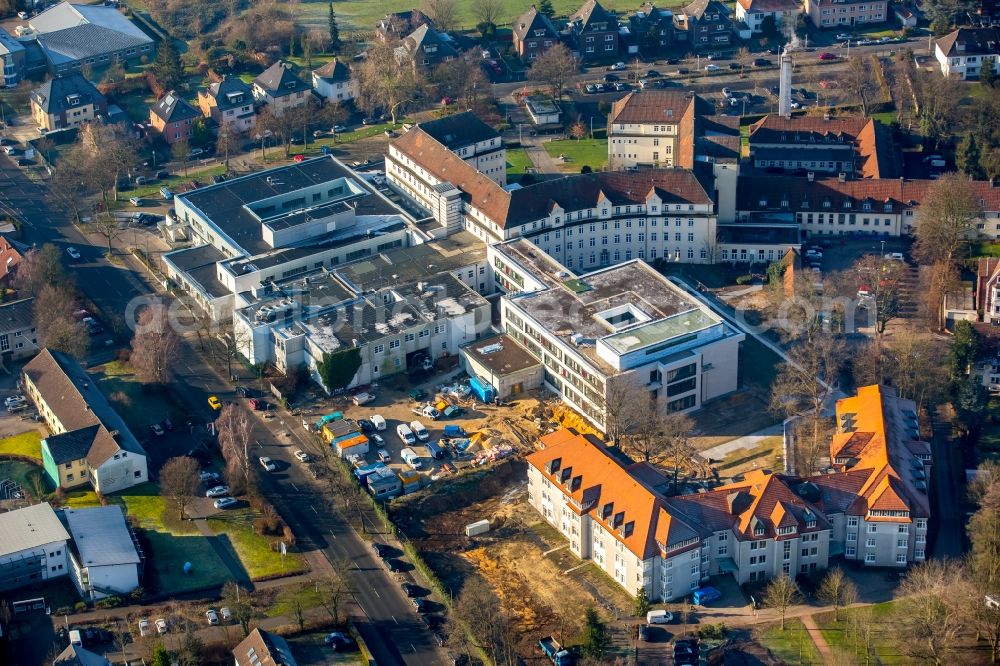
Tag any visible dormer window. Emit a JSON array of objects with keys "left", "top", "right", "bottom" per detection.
[
  {"left": 759, "top": 198, "right": 767, "bottom": 207},
  {"left": 284, "top": 81, "right": 297, "bottom": 90},
  {"left": 754, "top": 523, "right": 765, "bottom": 536},
  {"left": 801, "top": 200, "right": 809, "bottom": 208},
  {"left": 67, "top": 94, "right": 81, "bottom": 107},
  {"left": 823, "top": 200, "right": 832, "bottom": 208},
  {"left": 862, "top": 202, "right": 872, "bottom": 211},
  {"left": 843, "top": 201, "right": 852, "bottom": 209},
  {"left": 780, "top": 199, "right": 789, "bottom": 208},
  {"left": 884, "top": 203, "right": 892, "bottom": 212}
]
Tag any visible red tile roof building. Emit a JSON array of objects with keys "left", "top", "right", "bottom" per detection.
[{"left": 526, "top": 384, "right": 932, "bottom": 600}]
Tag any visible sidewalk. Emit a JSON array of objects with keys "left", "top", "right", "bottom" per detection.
[
  {"left": 699, "top": 423, "right": 784, "bottom": 461},
  {"left": 521, "top": 135, "right": 560, "bottom": 173},
  {"left": 801, "top": 614, "right": 834, "bottom": 664}
]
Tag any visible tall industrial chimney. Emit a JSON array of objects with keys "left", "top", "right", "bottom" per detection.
[{"left": 778, "top": 46, "right": 793, "bottom": 119}]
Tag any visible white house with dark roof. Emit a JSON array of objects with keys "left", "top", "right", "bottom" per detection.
[
  {"left": 25, "top": 349, "right": 147, "bottom": 495},
  {"left": 252, "top": 61, "right": 312, "bottom": 115},
  {"left": 0, "top": 503, "right": 70, "bottom": 592},
  {"left": 736, "top": 0, "right": 802, "bottom": 34},
  {"left": 197, "top": 76, "right": 256, "bottom": 133},
  {"left": 28, "top": 1, "right": 154, "bottom": 76},
  {"left": 311, "top": 60, "right": 357, "bottom": 103},
  {"left": 0, "top": 297, "right": 38, "bottom": 363},
  {"left": 394, "top": 24, "right": 458, "bottom": 72},
  {"left": 62, "top": 506, "right": 142, "bottom": 600},
  {"left": 934, "top": 27, "right": 1000, "bottom": 79}
]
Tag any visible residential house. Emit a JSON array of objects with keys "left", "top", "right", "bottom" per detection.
[
  {"left": 493, "top": 241, "right": 743, "bottom": 430},
  {"left": 376, "top": 9, "right": 434, "bottom": 43},
  {"left": 394, "top": 24, "right": 458, "bottom": 72},
  {"left": 675, "top": 0, "right": 732, "bottom": 51},
  {"left": 252, "top": 61, "right": 312, "bottom": 115},
  {"left": 25, "top": 349, "right": 148, "bottom": 494},
  {"left": 0, "top": 235, "right": 23, "bottom": 285},
  {"left": 234, "top": 628, "right": 298, "bottom": 666},
  {"left": 311, "top": 60, "right": 357, "bottom": 103},
  {"left": 804, "top": 0, "right": 887, "bottom": 29},
  {"left": 934, "top": 28, "right": 1000, "bottom": 80},
  {"left": 736, "top": 0, "right": 803, "bottom": 34},
  {"left": 526, "top": 384, "right": 933, "bottom": 601},
  {"left": 30, "top": 74, "right": 107, "bottom": 132},
  {"left": 0, "top": 298, "right": 38, "bottom": 364},
  {"left": 53, "top": 644, "right": 112, "bottom": 666},
  {"left": 0, "top": 503, "right": 70, "bottom": 592},
  {"left": 512, "top": 5, "right": 560, "bottom": 63},
  {"left": 0, "top": 27, "right": 26, "bottom": 88},
  {"left": 568, "top": 0, "right": 619, "bottom": 61},
  {"left": 28, "top": 1, "right": 154, "bottom": 76},
  {"left": 894, "top": 4, "right": 918, "bottom": 28},
  {"left": 148, "top": 91, "right": 200, "bottom": 145},
  {"left": 607, "top": 90, "right": 703, "bottom": 168},
  {"left": 630, "top": 4, "right": 677, "bottom": 57},
  {"left": 62, "top": 506, "right": 142, "bottom": 600},
  {"left": 417, "top": 111, "right": 506, "bottom": 185},
  {"left": 197, "top": 76, "right": 256, "bottom": 133}
]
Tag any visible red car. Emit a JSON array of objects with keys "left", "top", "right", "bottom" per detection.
[
  {"left": 293, "top": 154, "right": 305, "bottom": 163},
  {"left": 818, "top": 52, "right": 836, "bottom": 60}
]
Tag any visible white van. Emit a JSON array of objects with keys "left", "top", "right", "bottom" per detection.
[
  {"left": 401, "top": 447, "right": 423, "bottom": 469},
  {"left": 371, "top": 414, "right": 387, "bottom": 431},
  {"left": 409, "top": 420, "right": 430, "bottom": 442},
  {"left": 397, "top": 423, "right": 416, "bottom": 445},
  {"left": 646, "top": 609, "right": 674, "bottom": 624},
  {"left": 69, "top": 629, "right": 83, "bottom": 647}
]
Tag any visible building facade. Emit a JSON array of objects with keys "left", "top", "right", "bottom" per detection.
[
  {"left": 512, "top": 5, "right": 560, "bottom": 63},
  {"left": 608, "top": 91, "right": 698, "bottom": 168},
  {"left": 0, "top": 298, "right": 38, "bottom": 363},
  {"left": 311, "top": 60, "right": 357, "bottom": 103},
  {"left": 0, "top": 503, "right": 70, "bottom": 592},
  {"left": 0, "top": 27, "right": 25, "bottom": 88},
  {"left": 934, "top": 28, "right": 1000, "bottom": 80},
  {"left": 568, "top": 0, "right": 619, "bottom": 61},
  {"left": 416, "top": 112, "right": 507, "bottom": 186},
  {"left": 148, "top": 91, "right": 200, "bottom": 145},
  {"left": 736, "top": 0, "right": 803, "bottom": 34},
  {"left": 30, "top": 74, "right": 107, "bottom": 132},
  {"left": 252, "top": 61, "right": 312, "bottom": 115},
  {"left": 62, "top": 506, "right": 142, "bottom": 600},
  {"left": 676, "top": 0, "right": 732, "bottom": 51},
  {"left": 197, "top": 77, "right": 256, "bottom": 133},
  {"left": 804, "top": 0, "right": 887, "bottom": 28},
  {"left": 630, "top": 4, "right": 677, "bottom": 57}
]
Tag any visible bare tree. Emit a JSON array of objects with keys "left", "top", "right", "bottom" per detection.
[
  {"left": 422, "top": 0, "right": 458, "bottom": 31},
  {"left": 215, "top": 122, "right": 239, "bottom": 173},
  {"left": 131, "top": 304, "right": 179, "bottom": 384},
  {"left": 846, "top": 606, "right": 879, "bottom": 666},
  {"left": 222, "top": 582, "right": 256, "bottom": 637},
  {"left": 475, "top": 0, "right": 503, "bottom": 29},
  {"left": 763, "top": 574, "right": 802, "bottom": 631},
  {"left": 160, "top": 456, "right": 201, "bottom": 520},
  {"left": 787, "top": 414, "right": 831, "bottom": 476},
  {"left": 852, "top": 254, "right": 905, "bottom": 335},
  {"left": 656, "top": 412, "right": 697, "bottom": 493},
  {"left": 317, "top": 570, "right": 354, "bottom": 624},
  {"left": 14, "top": 244, "right": 68, "bottom": 297},
  {"left": 953, "top": 560, "right": 1000, "bottom": 663},
  {"left": 602, "top": 379, "right": 643, "bottom": 446},
  {"left": 356, "top": 41, "right": 424, "bottom": 125},
  {"left": 172, "top": 139, "right": 192, "bottom": 177},
  {"left": 736, "top": 46, "right": 751, "bottom": 78},
  {"left": 892, "top": 559, "right": 968, "bottom": 665},
  {"left": 817, "top": 567, "right": 858, "bottom": 622},
  {"left": 77, "top": 122, "right": 140, "bottom": 205},
  {"left": 912, "top": 70, "right": 965, "bottom": 149},
  {"left": 48, "top": 149, "right": 95, "bottom": 224},
  {"left": 842, "top": 55, "right": 878, "bottom": 116},
  {"left": 431, "top": 53, "right": 488, "bottom": 111},
  {"left": 216, "top": 404, "right": 254, "bottom": 489},
  {"left": 883, "top": 331, "right": 950, "bottom": 409},
  {"left": 453, "top": 576, "right": 519, "bottom": 666},
  {"left": 528, "top": 43, "right": 578, "bottom": 100},
  {"left": 34, "top": 285, "right": 88, "bottom": 360},
  {"left": 913, "top": 174, "right": 981, "bottom": 267}
]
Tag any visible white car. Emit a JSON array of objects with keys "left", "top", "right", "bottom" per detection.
[
  {"left": 206, "top": 609, "right": 220, "bottom": 625},
  {"left": 259, "top": 456, "right": 277, "bottom": 472},
  {"left": 353, "top": 392, "right": 375, "bottom": 406},
  {"left": 214, "top": 497, "right": 238, "bottom": 510},
  {"left": 370, "top": 414, "right": 387, "bottom": 431},
  {"left": 884, "top": 252, "right": 904, "bottom": 262},
  {"left": 722, "top": 87, "right": 732, "bottom": 98},
  {"left": 199, "top": 470, "right": 220, "bottom": 483},
  {"left": 4, "top": 395, "right": 25, "bottom": 408},
  {"left": 836, "top": 33, "right": 851, "bottom": 40},
  {"left": 791, "top": 101, "right": 801, "bottom": 109},
  {"left": 188, "top": 148, "right": 204, "bottom": 159},
  {"left": 705, "top": 64, "right": 721, "bottom": 71},
  {"left": 138, "top": 618, "right": 151, "bottom": 637},
  {"left": 65, "top": 247, "right": 81, "bottom": 260},
  {"left": 220, "top": 607, "right": 232, "bottom": 622},
  {"left": 293, "top": 449, "right": 311, "bottom": 463},
  {"left": 155, "top": 618, "right": 168, "bottom": 635},
  {"left": 205, "top": 485, "right": 230, "bottom": 498}
]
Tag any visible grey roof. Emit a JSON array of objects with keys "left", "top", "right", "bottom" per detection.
[
  {"left": 681, "top": 0, "right": 730, "bottom": 20},
  {"left": 935, "top": 27, "right": 1000, "bottom": 57},
  {"left": 313, "top": 60, "right": 350, "bottom": 83},
  {"left": 31, "top": 2, "right": 153, "bottom": 66},
  {"left": 336, "top": 242, "right": 486, "bottom": 292},
  {"left": 0, "top": 27, "right": 25, "bottom": 57},
  {"left": 417, "top": 111, "right": 500, "bottom": 152},
  {"left": 162, "top": 243, "right": 226, "bottom": 273},
  {"left": 31, "top": 74, "right": 104, "bottom": 115},
  {"left": 400, "top": 24, "right": 457, "bottom": 60},
  {"left": 570, "top": 0, "right": 616, "bottom": 29},
  {"left": 204, "top": 76, "right": 254, "bottom": 111},
  {"left": 53, "top": 644, "right": 112, "bottom": 666},
  {"left": 513, "top": 5, "right": 558, "bottom": 41},
  {"left": 62, "top": 506, "right": 140, "bottom": 567},
  {"left": 0, "top": 297, "right": 35, "bottom": 333},
  {"left": 44, "top": 425, "right": 101, "bottom": 464},
  {"left": 0, "top": 503, "right": 70, "bottom": 558},
  {"left": 150, "top": 91, "right": 199, "bottom": 124},
  {"left": 254, "top": 61, "right": 310, "bottom": 98}
]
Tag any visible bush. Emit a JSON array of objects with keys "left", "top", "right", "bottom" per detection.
[
  {"left": 698, "top": 623, "right": 727, "bottom": 640},
  {"left": 95, "top": 596, "right": 121, "bottom": 609},
  {"left": 55, "top": 606, "right": 72, "bottom": 616},
  {"left": 129, "top": 587, "right": 145, "bottom": 602},
  {"left": 281, "top": 524, "right": 296, "bottom": 547},
  {"left": 735, "top": 274, "right": 753, "bottom": 285},
  {"left": 74, "top": 602, "right": 87, "bottom": 612}
]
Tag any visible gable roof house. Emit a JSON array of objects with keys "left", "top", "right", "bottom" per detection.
[
  {"left": 630, "top": 3, "right": 677, "bottom": 56},
  {"left": 736, "top": 0, "right": 802, "bottom": 34},
  {"left": 28, "top": 1, "right": 155, "bottom": 76},
  {"left": 394, "top": 24, "right": 458, "bottom": 72},
  {"left": 148, "top": 91, "right": 200, "bottom": 145},
  {"left": 0, "top": 502, "right": 71, "bottom": 592},
  {"left": 234, "top": 628, "right": 298, "bottom": 666},
  {"left": 252, "top": 61, "right": 312, "bottom": 115},
  {"left": 61, "top": 505, "right": 142, "bottom": 600},
  {"left": 376, "top": 9, "right": 434, "bottom": 43},
  {"left": 30, "top": 73, "right": 107, "bottom": 132},
  {"left": 0, "top": 235, "right": 24, "bottom": 285},
  {"left": 0, "top": 297, "right": 38, "bottom": 364},
  {"left": 934, "top": 27, "right": 1000, "bottom": 80},
  {"left": 311, "top": 60, "right": 357, "bottom": 103},
  {"left": 512, "top": 5, "right": 561, "bottom": 63},
  {"left": 52, "top": 644, "right": 112, "bottom": 666},
  {"left": 24, "top": 349, "right": 148, "bottom": 495},
  {"left": 674, "top": 0, "right": 731, "bottom": 50},
  {"left": 197, "top": 76, "right": 256, "bottom": 133},
  {"left": 568, "top": 0, "right": 619, "bottom": 61}
]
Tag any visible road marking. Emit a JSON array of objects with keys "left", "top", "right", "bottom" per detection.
[
  {"left": 373, "top": 588, "right": 380, "bottom": 598},
  {"left": 311, "top": 506, "right": 319, "bottom": 515},
  {"left": 329, "top": 530, "right": 337, "bottom": 539},
  {"left": 289, "top": 482, "right": 298, "bottom": 491},
  {"left": 391, "top": 615, "right": 398, "bottom": 625},
  {"left": 411, "top": 643, "right": 417, "bottom": 653}
]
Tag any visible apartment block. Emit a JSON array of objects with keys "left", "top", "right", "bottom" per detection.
[{"left": 804, "top": 0, "right": 887, "bottom": 28}]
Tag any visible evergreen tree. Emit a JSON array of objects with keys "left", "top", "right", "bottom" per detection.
[
  {"left": 957, "top": 133, "right": 985, "bottom": 180},
  {"left": 328, "top": 3, "right": 341, "bottom": 53},
  {"left": 981, "top": 62, "right": 998, "bottom": 89},
  {"left": 538, "top": 0, "right": 555, "bottom": 17},
  {"left": 633, "top": 587, "right": 651, "bottom": 616},
  {"left": 150, "top": 39, "right": 183, "bottom": 91},
  {"left": 581, "top": 606, "right": 610, "bottom": 657},
  {"left": 151, "top": 644, "right": 170, "bottom": 666}
]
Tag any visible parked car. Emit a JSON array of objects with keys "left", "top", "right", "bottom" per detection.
[
  {"left": 188, "top": 148, "right": 204, "bottom": 159},
  {"left": 65, "top": 247, "right": 81, "bottom": 260},
  {"left": 199, "top": 470, "right": 220, "bottom": 483},
  {"left": 259, "top": 456, "right": 277, "bottom": 472},
  {"left": 370, "top": 414, "right": 387, "bottom": 431},
  {"left": 129, "top": 197, "right": 142, "bottom": 206},
  {"left": 293, "top": 449, "right": 311, "bottom": 462},
  {"left": 401, "top": 582, "right": 422, "bottom": 597},
  {"left": 646, "top": 70, "right": 661, "bottom": 77},
  {"left": 333, "top": 125, "right": 347, "bottom": 133},
  {"left": 836, "top": 32, "right": 851, "bottom": 40},
  {"left": 753, "top": 58, "right": 772, "bottom": 67},
  {"left": 205, "top": 485, "right": 230, "bottom": 498},
  {"left": 208, "top": 395, "right": 222, "bottom": 410},
  {"left": 353, "top": 392, "right": 375, "bottom": 406},
  {"left": 608, "top": 62, "right": 626, "bottom": 70},
  {"left": 5, "top": 395, "right": 26, "bottom": 408},
  {"left": 324, "top": 631, "right": 355, "bottom": 650},
  {"left": 138, "top": 618, "right": 151, "bottom": 637},
  {"left": 154, "top": 618, "right": 168, "bottom": 634},
  {"left": 704, "top": 64, "right": 721, "bottom": 71},
  {"left": 205, "top": 609, "right": 220, "bottom": 625},
  {"left": 604, "top": 73, "right": 619, "bottom": 82},
  {"left": 411, "top": 597, "right": 429, "bottom": 613},
  {"left": 221, "top": 607, "right": 232, "bottom": 622},
  {"left": 377, "top": 448, "right": 391, "bottom": 463},
  {"left": 149, "top": 423, "right": 164, "bottom": 437},
  {"left": 371, "top": 542, "right": 389, "bottom": 558},
  {"left": 818, "top": 52, "right": 836, "bottom": 60},
  {"left": 728, "top": 62, "right": 740, "bottom": 70},
  {"left": 214, "top": 497, "right": 238, "bottom": 510},
  {"left": 386, "top": 559, "right": 404, "bottom": 573}
]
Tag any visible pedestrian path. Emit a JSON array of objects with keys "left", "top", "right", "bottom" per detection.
[
  {"left": 699, "top": 423, "right": 784, "bottom": 461},
  {"left": 801, "top": 614, "right": 834, "bottom": 664}
]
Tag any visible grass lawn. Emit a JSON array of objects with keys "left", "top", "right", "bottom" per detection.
[
  {"left": 816, "top": 603, "right": 907, "bottom": 665},
  {"left": 978, "top": 399, "right": 1000, "bottom": 459},
  {"left": 717, "top": 436, "right": 783, "bottom": 472},
  {"left": 267, "top": 580, "right": 325, "bottom": 617},
  {"left": 208, "top": 510, "right": 307, "bottom": 580},
  {"left": 506, "top": 148, "right": 534, "bottom": 179},
  {"left": 758, "top": 619, "right": 824, "bottom": 665},
  {"left": 870, "top": 111, "right": 896, "bottom": 125},
  {"left": 0, "top": 431, "right": 42, "bottom": 460},
  {"left": 64, "top": 488, "right": 102, "bottom": 508},
  {"left": 111, "top": 484, "right": 232, "bottom": 594},
  {"left": 97, "top": 362, "right": 176, "bottom": 432},
  {"left": 543, "top": 138, "right": 607, "bottom": 172}
]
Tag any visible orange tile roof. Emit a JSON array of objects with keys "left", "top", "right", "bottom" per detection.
[
  {"left": 709, "top": 470, "right": 829, "bottom": 540},
  {"left": 528, "top": 430, "right": 698, "bottom": 559}
]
